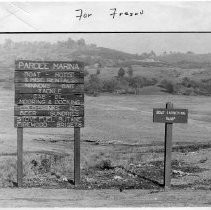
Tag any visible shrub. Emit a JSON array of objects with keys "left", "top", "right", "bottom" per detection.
[
  {"left": 159, "top": 79, "right": 175, "bottom": 93},
  {"left": 102, "top": 78, "right": 118, "bottom": 92},
  {"left": 129, "top": 76, "right": 144, "bottom": 89},
  {"left": 183, "top": 87, "right": 195, "bottom": 96},
  {"left": 84, "top": 69, "right": 89, "bottom": 77},
  {"left": 96, "top": 68, "right": 101, "bottom": 75},
  {"left": 118, "top": 67, "right": 125, "bottom": 78},
  {"left": 93, "top": 159, "right": 113, "bottom": 170},
  {"left": 127, "top": 66, "right": 133, "bottom": 78},
  {"left": 84, "top": 74, "right": 102, "bottom": 95},
  {"left": 181, "top": 77, "right": 198, "bottom": 88}
]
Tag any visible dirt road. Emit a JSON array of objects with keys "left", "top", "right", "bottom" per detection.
[{"left": 0, "top": 188, "right": 210, "bottom": 207}]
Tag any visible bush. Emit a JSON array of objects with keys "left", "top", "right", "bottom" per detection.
[
  {"left": 176, "top": 78, "right": 211, "bottom": 96},
  {"left": 84, "top": 74, "right": 102, "bottom": 95},
  {"left": 96, "top": 68, "right": 100, "bottom": 75},
  {"left": 128, "top": 76, "right": 157, "bottom": 89},
  {"left": 181, "top": 77, "right": 198, "bottom": 88},
  {"left": 159, "top": 79, "right": 175, "bottom": 93},
  {"left": 183, "top": 87, "right": 196, "bottom": 96},
  {"left": 118, "top": 67, "right": 125, "bottom": 78},
  {"left": 93, "top": 159, "right": 113, "bottom": 170},
  {"left": 84, "top": 69, "right": 89, "bottom": 77},
  {"left": 127, "top": 66, "right": 133, "bottom": 78},
  {"left": 102, "top": 78, "right": 118, "bottom": 92}
]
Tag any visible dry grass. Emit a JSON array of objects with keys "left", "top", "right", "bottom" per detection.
[{"left": 0, "top": 87, "right": 211, "bottom": 189}]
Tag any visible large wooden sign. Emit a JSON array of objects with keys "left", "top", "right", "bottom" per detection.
[
  {"left": 153, "top": 108, "right": 188, "bottom": 123},
  {"left": 14, "top": 60, "right": 84, "bottom": 187},
  {"left": 14, "top": 60, "right": 84, "bottom": 128}
]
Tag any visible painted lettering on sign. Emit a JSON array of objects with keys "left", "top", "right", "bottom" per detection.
[
  {"left": 16, "top": 110, "right": 83, "bottom": 117},
  {"left": 17, "top": 77, "right": 82, "bottom": 83},
  {"left": 15, "top": 105, "right": 84, "bottom": 116},
  {"left": 16, "top": 98, "right": 83, "bottom": 105},
  {"left": 15, "top": 105, "right": 74, "bottom": 111},
  {"left": 17, "top": 61, "right": 49, "bottom": 70},
  {"left": 15, "top": 94, "right": 84, "bottom": 105},
  {"left": 15, "top": 116, "right": 84, "bottom": 128},
  {"left": 156, "top": 110, "right": 165, "bottom": 115},
  {"left": 15, "top": 60, "right": 84, "bottom": 71},
  {"left": 14, "top": 60, "right": 85, "bottom": 128},
  {"left": 15, "top": 71, "right": 84, "bottom": 83},
  {"left": 52, "top": 63, "right": 79, "bottom": 71},
  {"left": 153, "top": 108, "right": 188, "bottom": 123},
  {"left": 15, "top": 83, "right": 84, "bottom": 94}
]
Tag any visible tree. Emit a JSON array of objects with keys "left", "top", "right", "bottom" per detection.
[
  {"left": 130, "top": 76, "right": 144, "bottom": 95},
  {"left": 77, "top": 38, "right": 86, "bottom": 47},
  {"left": 90, "top": 43, "right": 97, "bottom": 48},
  {"left": 4, "top": 39, "right": 13, "bottom": 49},
  {"left": 96, "top": 68, "right": 101, "bottom": 75},
  {"left": 66, "top": 38, "right": 76, "bottom": 48},
  {"left": 149, "top": 50, "right": 156, "bottom": 57},
  {"left": 118, "top": 67, "right": 125, "bottom": 78},
  {"left": 141, "top": 52, "right": 148, "bottom": 59},
  {"left": 159, "top": 79, "right": 175, "bottom": 93},
  {"left": 102, "top": 78, "right": 118, "bottom": 92},
  {"left": 186, "top": 51, "right": 194, "bottom": 54},
  {"left": 86, "top": 74, "right": 102, "bottom": 96},
  {"left": 127, "top": 66, "right": 133, "bottom": 78},
  {"left": 84, "top": 69, "right": 89, "bottom": 77}
]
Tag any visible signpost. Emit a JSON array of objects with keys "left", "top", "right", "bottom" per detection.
[
  {"left": 14, "top": 60, "right": 84, "bottom": 187},
  {"left": 153, "top": 102, "right": 188, "bottom": 190}
]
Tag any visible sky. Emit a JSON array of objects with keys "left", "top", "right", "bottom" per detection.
[{"left": 0, "top": 1, "right": 211, "bottom": 55}]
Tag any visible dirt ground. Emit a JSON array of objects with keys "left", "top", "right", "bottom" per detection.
[{"left": 0, "top": 188, "right": 210, "bottom": 207}]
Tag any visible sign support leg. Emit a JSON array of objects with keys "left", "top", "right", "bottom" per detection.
[
  {"left": 164, "top": 102, "right": 173, "bottom": 190},
  {"left": 74, "top": 127, "right": 80, "bottom": 185},
  {"left": 17, "top": 127, "right": 23, "bottom": 187}
]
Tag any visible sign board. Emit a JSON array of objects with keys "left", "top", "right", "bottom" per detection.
[
  {"left": 14, "top": 60, "right": 84, "bottom": 187},
  {"left": 153, "top": 108, "right": 188, "bottom": 123},
  {"left": 153, "top": 103, "right": 189, "bottom": 190},
  {"left": 14, "top": 60, "right": 84, "bottom": 128}
]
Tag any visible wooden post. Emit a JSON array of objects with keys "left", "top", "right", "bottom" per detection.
[
  {"left": 74, "top": 127, "right": 80, "bottom": 185},
  {"left": 17, "top": 127, "right": 23, "bottom": 187},
  {"left": 164, "top": 102, "right": 173, "bottom": 190}
]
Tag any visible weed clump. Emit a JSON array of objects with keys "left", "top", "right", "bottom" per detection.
[{"left": 93, "top": 159, "right": 113, "bottom": 170}]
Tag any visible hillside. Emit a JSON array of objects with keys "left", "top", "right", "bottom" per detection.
[{"left": 0, "top": 37, "right": 211, "bottom": 95}]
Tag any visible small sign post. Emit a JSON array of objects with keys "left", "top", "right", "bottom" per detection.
[
  {"left": 14, "top": 60, "right": 84, "bottom": 187},
  {"left": 164, "top": 102, "right": 173, "bottom": 190},
  {"left": 153, "top": 102, "right": 188, "bottom": 190}
]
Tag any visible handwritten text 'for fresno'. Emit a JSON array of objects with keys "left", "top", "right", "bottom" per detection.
[{"left": 75, "top": 8, "right": 144, "bottom": 21}]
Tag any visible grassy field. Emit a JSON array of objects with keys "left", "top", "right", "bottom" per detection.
[
  {"left": 0, "top": 87, "right": 211, "bottom": 191},
  {"left": 87, "top": 65, "right": 211, "bottom": 82}
]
